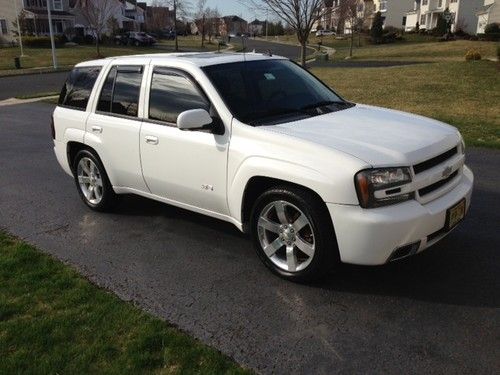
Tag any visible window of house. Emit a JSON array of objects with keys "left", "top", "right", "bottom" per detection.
[
  {"left": 450, "top": 0, "right": 457, "bottom": 3},
  {"left": 438, "top": 0, "right": 443, "bottom": 7},
  {"left": 58, "top": 66, "right": 102, "bottom": 110},
  {"left": 52, "top": 0, "right": 63, "bottom": 10},
  {"left": 379, "top": 1, "right": 387, "bottom": 11},
  {"left": 97, "top": 66, "right": 143, "bottom": 117},
  {"left": 149, "top": 69, "right": 209, "bottom": 124},
  {"left": 421, "top": 14, "right": 426, "bottom": 25},
  {"left": 0, "top": 19, "right": 7, "bottom": 35},
  {"left": 422, "top": 0, "right": 428, "bottom": 5}
]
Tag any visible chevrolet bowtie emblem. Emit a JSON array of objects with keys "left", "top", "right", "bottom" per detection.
[{"left": 442, "top": 166, "right": 453, "bottom": 178}]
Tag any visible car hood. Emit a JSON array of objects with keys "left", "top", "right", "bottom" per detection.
[{"left": 263, "top": 104, "right": 460, "bottom": 166}]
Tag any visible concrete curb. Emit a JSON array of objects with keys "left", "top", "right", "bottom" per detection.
[{"left": 0, "top": 95, "right": 58, "bottom": 107}]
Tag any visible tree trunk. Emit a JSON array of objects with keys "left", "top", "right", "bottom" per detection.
[
  {"left": 299, "top": 37, "right": 307, "bottom": 67},
  {"left": 349, "top": 30, "right": 354, "bottom": 57},
  {"left": 174, "top": 0, "right": 179, "bottom": 52},
  {"left": 201, "top": 15, "right": 205, "bottom": 48},
  {"left": 96, "top": 32, "right": 100, "bottom": 57}
]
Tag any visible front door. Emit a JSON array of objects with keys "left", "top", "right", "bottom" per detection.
[{"left": 139, "top": 67, "right": 229, "bottom": 215}]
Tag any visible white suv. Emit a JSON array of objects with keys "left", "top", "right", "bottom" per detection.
[{"left": 53, "top": 52, "right": 473, "bottom": 281}]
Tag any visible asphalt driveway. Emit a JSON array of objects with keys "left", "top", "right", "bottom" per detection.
[{"left": 0, "top": 102, "right": 499, "bottom": 374}]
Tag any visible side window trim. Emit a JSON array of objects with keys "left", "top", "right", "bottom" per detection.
[{"left": 147, "top": 66, "right": 213, "bottom": 126}]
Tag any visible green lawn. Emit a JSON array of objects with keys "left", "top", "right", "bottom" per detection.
[{"left": 0, "top": 232, "right": 250, "bottom": 374}]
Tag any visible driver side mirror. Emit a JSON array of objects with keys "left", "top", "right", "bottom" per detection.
[{"left": 177, "top": 109, "right": 213, "bottom": 131}]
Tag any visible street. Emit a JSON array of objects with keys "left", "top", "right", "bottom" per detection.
[{"left": 0, "top": 101, "right": 498, "bottom": 374}]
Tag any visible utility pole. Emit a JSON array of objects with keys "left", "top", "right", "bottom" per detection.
[
  {"left": 47, "top": 0, "right": 58, "bottom": 69},
  {"left": 14, "top": 0, "right": 24, "bottom": 57},
  {"left": 265, "top": 8, "right": 268, "bottom": 41}
]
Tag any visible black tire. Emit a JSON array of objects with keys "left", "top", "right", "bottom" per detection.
[
  {"left": 72, "top": 149, "right": 117, "bottom": 212},
  {"left": 134, "top": 40, "right": 140, "bottom": 47},
  {"left": 250, "top": 186, "right": 340, "bottom": 282}
]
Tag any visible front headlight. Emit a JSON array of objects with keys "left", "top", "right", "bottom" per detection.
[
  {"left": 355, "top": 167, "right": 413, "bottom": 208},
  {"left": 460, "top": 138, "right": 466, "bottom": 155}
]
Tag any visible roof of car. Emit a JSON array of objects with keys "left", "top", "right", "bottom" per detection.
[{"left": 76, "top": 52, "right": 287, "bottom": 69}]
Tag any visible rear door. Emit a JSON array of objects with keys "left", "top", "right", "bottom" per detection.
[{"left": 84, "top": 61, "right": 148, "bottom": 192}]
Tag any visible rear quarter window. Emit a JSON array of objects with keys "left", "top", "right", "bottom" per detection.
[{"left": 58, "top": 66, "right": 101, "bottom": 110}]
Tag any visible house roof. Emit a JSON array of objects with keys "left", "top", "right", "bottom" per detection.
[{"left": 223, "top": 15, "right": 247, "bottom": 23}]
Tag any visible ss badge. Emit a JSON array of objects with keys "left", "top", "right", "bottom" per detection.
[{"left": 201, "top": 184, "right": 214, "bottom": 191}]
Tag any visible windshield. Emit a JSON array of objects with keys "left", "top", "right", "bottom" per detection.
[{"left": 202, "top": 59, "right": 352, "bottom": 126}]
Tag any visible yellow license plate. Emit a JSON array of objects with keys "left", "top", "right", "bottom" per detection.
[{"left": 446, "top": 199, "right": 466, "bottom": 230}]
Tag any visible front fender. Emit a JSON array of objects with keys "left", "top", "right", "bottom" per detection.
[{"left": 228, "top": 156, "right": 336, "bottom": 223}]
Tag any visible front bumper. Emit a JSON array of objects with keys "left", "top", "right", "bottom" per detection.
[{"left": 327, "top": 165, "right": 474, "bottom": 265}]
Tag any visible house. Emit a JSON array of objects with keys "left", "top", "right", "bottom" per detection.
[
  {"left": 222, "top": 15, "right": 247, "bottom": 35},
  {"left": 365, "top": 0, "right": 415, "bottom": 29},
  {"left": 405, "top": 0, "right": 483, "bottom": 34},
  {"left": 0, "top": 0, "right": 76, "bottom": 44},
  {"left": 476, "top": 0, "right": 500, "bottom": 33},
  {"left": 0, "top": 0, "right": 24, "bottom": 44},
  {"left": 313, "top": 0, "right": 341, "bottom": 32},
  {"left": 71, "top": 0, "right": 146, "bottom": 37},
  {"left": 248, "top": 19, "right": 266, "bottom": 36}
]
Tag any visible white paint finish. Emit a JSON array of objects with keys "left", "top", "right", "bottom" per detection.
[
  {"left": 264, "top": 104, "right": 460, "bottom": 167},
  {"left": 53, "top": 52, "right": 475, "bottom": 267},
  {"left": 328, "top": 165, "right": 473, "bottom": 265},
  {"left": 139, "top": 121, "right": 230, "bottom": 215}
]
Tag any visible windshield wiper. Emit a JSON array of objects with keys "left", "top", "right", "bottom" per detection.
[{"left": 300, "top": 100, "right": 346, "bottom": 111}]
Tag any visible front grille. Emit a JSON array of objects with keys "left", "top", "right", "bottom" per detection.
[
  {"left": 419, "top": 170, "right": 458, "bottom": 196},
  {"left": 413, "top": 147, "right": 458, "bottom": 174}
]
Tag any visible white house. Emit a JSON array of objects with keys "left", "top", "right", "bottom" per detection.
[
  {"left": 367, "top": 0, "right": 415, "bottom": 29},
  {"left": 405, "top": 0, "right": 484, "bottom": 34},
  {"left": 476, "top": 0, "right": 500, "bottom": 33}
]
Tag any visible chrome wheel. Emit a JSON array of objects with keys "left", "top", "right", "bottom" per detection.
[
  {"left": 257, "top": 200, "right": 315, "bottom": 272},
  {"left": 77, "top": 157, "right": 103, "bottom": 205}
]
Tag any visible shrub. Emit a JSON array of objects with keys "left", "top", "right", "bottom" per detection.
[
  {"left": 483, "top": 23, "right": 500, "bottom": 41},
  {"left": 370, "top": 11, "right": 384, "bottom": 43},
  {"left": 22, "top": 36, "right": 65, "bottom": 47},
  {"left": 465, "top": 49, "right": 481, "bottom": 61},
  {"left": 497, "top": 45, "right": 500, "bottom": 60}
]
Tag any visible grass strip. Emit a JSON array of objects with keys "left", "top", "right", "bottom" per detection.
[{"left": 0, "top": 231, "right": 251, "bottom": 375}]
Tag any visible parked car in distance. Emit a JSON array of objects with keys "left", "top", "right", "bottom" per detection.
[
  {"left": 114, "top": 31, "right": 156, "bottom": 46},
  {"left": 316, "top": 30, "right": 335, "bottom": 37},
  {"left": 159, "top": 29, "right": 176, "bottom": 40},
  {"left": 53, "top": 53, "right": 473, "bottom": 281}
]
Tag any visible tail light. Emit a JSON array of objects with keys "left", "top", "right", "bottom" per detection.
[{"left": 50, "top": 114, "right": 55, "bottom": 140}]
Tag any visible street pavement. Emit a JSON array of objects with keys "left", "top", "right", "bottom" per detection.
[
  {"left": 0, "top": 102, "right": 498, "bottom": 374},
  {"left": 0, "top": 71, "right": 69, "bottom": 100},
  {"left": 238, "top": 37, "right": 316, "bottom": 60}
]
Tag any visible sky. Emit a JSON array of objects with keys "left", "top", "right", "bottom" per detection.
[{"left": 146, "top": 0, "right": 267, "bottom": 20}]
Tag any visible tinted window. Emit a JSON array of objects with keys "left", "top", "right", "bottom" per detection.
[
  {"left": 96, "top": 66, "right": 116, "bottom": 112},
  {"left": 97, "top": 66, "right": 143, "bottom": 117},
  {"left": 202, "top": 60, "right": 347, "bottom": 126},
  {"left": 149, "top": 70, "right": 209, "bottom": 123},
  {"left": 58, "top": 66, "right": 101, "bottom": 110}
]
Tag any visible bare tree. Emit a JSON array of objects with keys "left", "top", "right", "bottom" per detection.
[
  {"left": 245, "top": 0, "right": 325, "bottom": 66},
  {"left": 75, "top": 0, "right": 120, "bottom": 57},
  {"left": 339, "top": 0, "right": 368, "bottom": 58},
  {"left": 166, "top": 0, "right": 191, "bottom": 51},
  {"left": 195, "top": 0, "right": 208, "bottom": 47},
  {"left": 206, "top": 7, "right": 221, "bottom": 44}
]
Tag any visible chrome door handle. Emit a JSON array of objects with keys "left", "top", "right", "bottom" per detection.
[
  {"left": 145, "top": 135, "right": 159, "bottom": 145},
  {"left": 91, "top": 125, "right": 103, "bottom": 133}
]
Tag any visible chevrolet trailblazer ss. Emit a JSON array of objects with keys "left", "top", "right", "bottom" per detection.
[{"left": 52, "top": 53, "right": 473, "bottom": 281}]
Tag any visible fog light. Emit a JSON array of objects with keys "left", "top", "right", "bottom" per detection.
[{"left": 388, "top": 241, "right": 421, "bottom": 262}]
